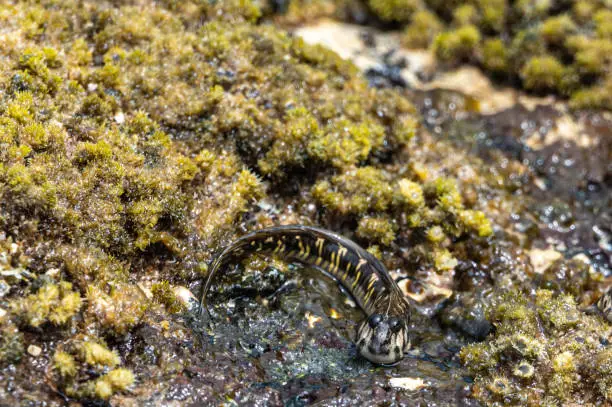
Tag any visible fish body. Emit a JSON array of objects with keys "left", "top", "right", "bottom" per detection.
[{"left": 200, "top": 225, "right": 411, "bottom": 365}]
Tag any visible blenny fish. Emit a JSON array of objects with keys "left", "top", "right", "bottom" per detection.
[
  {"left": 199, "top": 225, "right": 412, "bottom": 365},
  {"left": 597, "top": 286, "right": 612, "bottom": 323}
]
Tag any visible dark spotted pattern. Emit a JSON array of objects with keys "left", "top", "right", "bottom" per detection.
[
  {"left": 199, "top": 225, "right": 412, "bottom": 364},
  {"left": 597, "top": 287, "right": 612, "bottom": 323}
]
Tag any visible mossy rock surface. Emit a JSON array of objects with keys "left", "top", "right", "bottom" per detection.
[{"left": 0, "top": 0, "right": 610, "bottom": 405}]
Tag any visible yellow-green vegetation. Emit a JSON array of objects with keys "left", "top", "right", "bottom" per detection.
[
  {"left": 382, "top": 0, "right": 612, "bottom": 109},
  {"left": 313, "top": 167, "right": 492, "bottom": 271},
  {"left": 85, "top": 284, "right": 149, "bottom": 335},
  {"left": 51, "top": 338, "right": 134, "bottom": 399},
  {"left": 461, "top": 290, "right": 612, "bottom": 404},
  {"left": 0, "top": 0, "right": 472, "bottom": 402},
  {"left": 520, "top": 55, "right": 566, "bottom": 92},
  {"left": 356, "top": 216, "right": 397, "bottom": 246},
  {"left": 402, "top": 10, "right": 443, "bottom": 49},
  {"left": 433, "top": 25, "right": 481, "bottom": 65},
  {"left": 11, "top": 282, "right": 81, "bottom": 328},
  {"left": 368, "top": 0, "right": 422, "bottom": 22},
  {"left": 151, "top": 281, "right": 187, "bottom": 314}
]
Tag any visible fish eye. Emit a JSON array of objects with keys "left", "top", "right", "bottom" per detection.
[
  {"left": 389, "top": 318, "right": 403, "bottom": 333},
  {"left": 368, "top": 314, "right": 383, "bottom": 328}
]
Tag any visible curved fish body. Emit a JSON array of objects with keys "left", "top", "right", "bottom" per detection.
[
  {"left": 597, "top": 287, "right": 612, "bottom": 323},
  {"left": 200, "top": 225, "right": 412, "bottom": 365}
]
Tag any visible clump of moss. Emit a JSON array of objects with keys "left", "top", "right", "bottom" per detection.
[
  {"left": 520, "top": 55, "right": 566, "bottom": 92},
  {"left": 394, "top": 178, "right": 425, "bottom": 209},
  {"left": 462, "top": 290, "right": 612, "bottom": 404},
  {"left": 312, "top": 166, "right": 393, "bottom": 215},
  {"left": 356, "top": 216, "right": 397, "bottom": 246},
  {"left": 0, "top": 320, "right": 24, "bottom": 366},
  {"left": 313, "top": 168, "right": 492, "bottom": 272},
  {"left": 52, "top": 338, "right": 134, "bottom": 400},
  {"left": 11, "top": 281, "right": 81, "bottom": 328},
  {"left": 481, "top": 38, "right": 508, "bottom": 73},
  {"left": 368, "top": 0, "right": 422, "bottom": 22},
  {"left": 540, "top": 14, "right": 577, "bottom": 45},
  {"left": 151, "top": 281, "right": 187, "bottom": 314},
  {"left": 315, "top": 0, "right": 611, "bottom": 109},
  {"left": 570, "top": 75, "right": 612, "bottom": 110},
  {"left": 307, "top": 119, "right": 385, "bottom": 169},
  {"left": 258, "top": 107, "right": 320, "bottom": 174},
  {"left": 86, "top": 284, "right": 149, "bottom": 336},
  {"left": 402, "top": 10, "right": 443, "bottom": 49},
  {"left": 433, "top": 25, "right": 481, "bottom": 65},
  {"left": 452, "top": 4, "right": 479, "bottom": 27}
]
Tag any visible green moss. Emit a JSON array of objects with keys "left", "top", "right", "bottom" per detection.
[
  {"left": 394, "top": 179, "right": 425, "bottom": 209},
  {"left": 572, "top": 0, "right": 597, "bottom": 24},
  {"left": 458, "top": 209, "right": 493, "bottom": 237},
  {"left": 481, "top": 38, "right": 508, "bottom": 73},
  {"left": 433, "top": 25, "right": 481, "bottom": 65},
  {"left": 94, "top": 368, "right": 135, "bottom": 399},
  {"left": 79, "top": 340, "right": 120, "bottom": 368},
  {"left": 356, "top": 216, "right": 397, "bottom": 246},
  {"left": 11, "top": 281, "right": 81, "bottom": 328},
  {"left": 312, "top": 167, "right": 393, "bottom": 215},
  {"left": 594, "top": 9, "right": 612, "bottom": 39},
  {"left": 514, "top": 0, "right": 552, "bottom": 20},
  {"left": 368, "top": 0, "right": 422, "bottom": 22},
  {"left": 0, "top": 320, "right": 24, "bottom": 366},
  {"left": 259, "top": 107, "right": 320, "bottom": 174},
  {"left": 432, "top": 248, "right": 458, "bottom": 272},
  {"left": 453, "top": 4, "right": 479, "bottom": 26},
  {"left": 52, "top": 339, "right": 134, "bottom": 400},
  {"left": 307, "top": 120, "right": 385, "bottom": 168},
  {"left": 462, "top": 289, "right": 611, "bottom": 404},
  {"left": 53, "top": 351, "right": 77, "bottom": 377},
  {"left": 152, "top": 281, "right": 187, "bottom": 314},
  {"left": 569, "top": 37, "right": 612, "bottom": 76},
  {"left": 476, "top": 0, "right": 507, "bottom": 32},
  {"left": 595, "top": 349, "right": 612, "bottom": 401},
  {"left": 86, "top": 284, "right": 149, "bottom": 335},
  {"left": 426, "top": 225, "right": 446, "bottom": 243},
  {"left": 402, "top": 10, "right": 443, "bottom": 49},
  {"left": 569, "top": 76, "right": 612, "bottom": 111},
  {"left": 540, "top": 15, "right": 577, "bottom": 45},
  {"left": 520, "top": 55, "right": 565, "bottom": 92}
]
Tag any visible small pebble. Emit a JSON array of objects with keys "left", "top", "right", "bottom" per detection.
[
  {"left": 389, "top": 377, "right": 427, "bottom": 391},
  {"left": 27, "top": 345, "right": 42, "bottom": 357},
  {"left": 114, "top": 112, "right": 125, "bottom": 124}
]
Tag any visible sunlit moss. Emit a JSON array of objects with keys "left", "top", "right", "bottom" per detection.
[
  {"left": 520, "top": 55, "right": 565, "bottom": 92},
  {"left": 394, "top": 179, "right": 425, "bottom": 209},
  {"left": 86, "top": 284, "right": 149, "bottom": 336},
  {"left": 94, "top": 368, "right": 135, "bottom": 399},
  {"left": 312, "top": 166, "right": 393, "bottom": 215},
  {"left": 368, "top": 0, "right": 422, "bottom": 22},
  {"left": 11, "top": 281, "right": 81, "bottom": 328},
  {"left": 402, "top": 10, "right": 443, "bottom": 49},
  {"left": 540, "top": 14, "right": 577, "bottom": 45},
  {"left": 462, "top": 289, "right": 611, "bottom": 404},
  {"left": 453, "top": 4, "right": 479, "bottom": 26},
  {"left": 152, "top": 281, "right": 187, "bottom": 314},
  {"left": 481, "top": 38, "right": 508, "bottom": 73},
  {"left": 433, "top": 25, "right": 481, "bottom": 65},
  {"left": 52, "top": 339, "right": 134, "bottom": 400},
  {"left": 53, "top": 351, "right": 77, "bottom": 378},
  {"left": 356, "top": 216, "right": 397, "bottom": 246}
]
